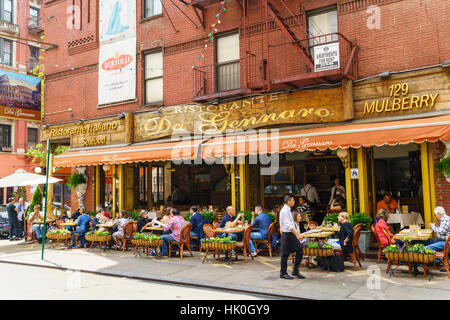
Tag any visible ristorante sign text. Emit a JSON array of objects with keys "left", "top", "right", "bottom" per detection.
[{"left": 135, "top": 88, "right": 345, "bottom": 141}]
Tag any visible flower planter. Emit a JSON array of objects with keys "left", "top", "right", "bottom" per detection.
[
  {"left": 201, "top": 241, "right": 235, "bottom": 251},
  {"left": 384, "top": 251, "right": 436, "bottom": 263},
  {"left": 303, "top": 248, "right": 334, "bottom": 257},
  {"left": 46, "top": 232, "right": 72, "bottom": 241},
  {"left": 85, "top": 234, "right": 111, "bottom": 243},
  {"left": 132, "top": 239, "right": 163, "bottom": 247}
]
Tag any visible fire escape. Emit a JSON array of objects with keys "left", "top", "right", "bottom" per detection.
[{"left": 189, "top": 0, "right": 359, "bottom": 102}]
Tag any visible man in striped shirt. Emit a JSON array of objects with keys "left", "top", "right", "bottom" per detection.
[
  {"left": 425, "top": 206, "right": 450, "bottom": 252},
  {"left": 161, "top": 208, "right": 187, "bottom": 256}
]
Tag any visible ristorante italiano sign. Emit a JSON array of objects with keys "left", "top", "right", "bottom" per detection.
[{"left": 135, "top": 88, "right": 345, "bottom": 141}]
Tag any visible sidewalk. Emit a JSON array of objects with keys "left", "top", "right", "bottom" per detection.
[{"left": 0, "top": 240, "right": 449, "bottom": 300}]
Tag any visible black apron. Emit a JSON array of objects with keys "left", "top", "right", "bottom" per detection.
[{"left": 280, "top": 232, "right": 301, "bottom": 256}]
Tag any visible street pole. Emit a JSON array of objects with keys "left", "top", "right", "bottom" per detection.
[{"left": 41, "top": 138, "right": 51, "bottom": 260}]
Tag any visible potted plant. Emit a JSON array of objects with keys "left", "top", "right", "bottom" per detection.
[
  {"left": 324, "top": 212, "right": 339, "bottom": 226},
  {"left": 132, "top": 232, "right": 163, "bottom": 248},
  {"left": 436, "top": 156, "right": 450, "bottom": 183},
  {"left": 350, "top": 212, "right": 373, "bottom": 253},
  {"left": 68, "top": 169, "right": 88, "bottom": 207}
]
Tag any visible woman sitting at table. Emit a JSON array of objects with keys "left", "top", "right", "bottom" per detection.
[
  {"left": 329, "top": 195, "right": 345, "bottom": 214},
  {"left": 137, "top": 209, "right": 150, "bottom": 232},
  {"left": 327, "top": 212, "right": 353, "bottom": 253},
  {"left": 112, "top": 210, "right": 131, "bottom": 242},
  {"left": 27, "top": 204, "right": 43, "bottom": 243},
  {"left": 92, "top": 207, "right": 111, "bottom": 232},
  {"left": 375, "top": 208, "right": 401, "bottom": 246}
]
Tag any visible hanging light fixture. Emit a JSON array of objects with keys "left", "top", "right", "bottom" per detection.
[{"left": 336, "top": 148, "right": 350, "bottom": 168}]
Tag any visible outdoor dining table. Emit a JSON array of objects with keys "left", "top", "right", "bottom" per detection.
[
  {"left": 300, "top": 230, "right": 334, "bottom": 238},
  {"left": 393, "top": 229, "right": 433, "bottom": 241},
  {"left": 32, "top": 219, "right": 55, "bottom": 225},
  {"left": 320, "top": 226, "right": 341, "bottom": 232},
  {"left": 143, "top": 226, "right": 164, "bottom": 232},
  {"left": 60, "top": 222, "right": 77, "bottom": 227}
]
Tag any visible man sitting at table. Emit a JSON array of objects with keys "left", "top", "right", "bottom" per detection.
[
  {"left": 68, "top": 208, "right": 91, "bottom": 249},
  {"left": 161, "top": 209, "right": 187, "bottom": 256},
  {"left": 248, "top": 205, "right": 272, "bottom": 257},
  {"left": 376, "top": 194, "right": 398, "bottom": 213},
  {"left": 189, "top": 206, "right": 205, "bottom": 246},
  {"left": 219, "top": 206, "right": 245, "bottom": 242},
  {"left": 425, "top": 206, "right": 450, "bottom": 252}
]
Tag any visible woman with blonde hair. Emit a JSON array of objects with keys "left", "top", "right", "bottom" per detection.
[{"left": 327, "top": 212, "right": 354, "bottom": 253}]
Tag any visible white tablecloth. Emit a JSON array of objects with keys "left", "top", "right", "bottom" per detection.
[{"left": 387, "top": 213, "right": 425, "bottom": 229}]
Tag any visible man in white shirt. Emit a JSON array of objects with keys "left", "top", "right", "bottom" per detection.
[
  {"left": 328, "top": 177, "right": 345, "bottom": 206},
  {"left": 279, "top": 195, "right": 305, "bottom": 279},
  {"left": 300, "top": 183, "right": 320, "bottom": 205}
]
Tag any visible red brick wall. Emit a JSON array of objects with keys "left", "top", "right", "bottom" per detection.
[{"left": 432, "top": 141, "right": 450, "bottom": 214}]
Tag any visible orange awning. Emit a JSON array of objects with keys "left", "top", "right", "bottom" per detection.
[
  {"left": 54, "top": 139, "right": 202, "bottom": 167},
  {"left": 200, "top": 115, "right": 450, "bottom": 158},
  {"left": 54, "top": 115, "right": 450, "bottom": 167}
]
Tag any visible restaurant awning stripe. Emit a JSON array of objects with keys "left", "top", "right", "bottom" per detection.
[
  {"left": 200, "top": 114, "right": 450, "bottom": 158},
  {"left": 54, "top": 115, "right": 450, "bottom": 167}
]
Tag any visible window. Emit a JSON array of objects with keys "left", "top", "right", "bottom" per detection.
[
  {"left": 0, "top": 38, "right": 12, "bottom": 66},
  {"left": 307, "top": 8, "right": 338, "bottom": 46},
  {"left": 27, "top": 127, "right": 38, "bottom": 150},
  {"left": 29, "top": 7, "right": 39, "bottom": 27},
  {"left": 144, "top": 0, "right": 162, "bottom": 18},
  {"left": 216, "top": 32, "right": 240, "bottom": 92},
  {"left": 0, "top": 124, "right": 11, "bottom": 150},
  {"left": 1, "top": 0, "right": 13, "bottom": 23},
  {"left": 152, "top": 166, "right": 164, "bottom": 204},
  {"left": 144, "top": 51, "right": 163, "bottom": 104}
]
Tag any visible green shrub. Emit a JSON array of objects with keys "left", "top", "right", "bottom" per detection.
[
  {"left": 67, "top": 172, "right": 86, "bottom": 190},
  {"left": 26, "top": 186, "right": 43, "bottom": 219},
  {"left": 436, "top": 157, "right": 450, "bottom": 177},
  {"left": 350, "top": 212, "right": 372, "bottom": 231},
  {"left": 324, "top": 212, "right": 340, "bottom": 225},
  {"left": 128, "top": 210, "right": 140, "bottom": 221}
]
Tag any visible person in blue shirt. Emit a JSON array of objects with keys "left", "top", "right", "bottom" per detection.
[
  {"left": 248, "top": 205, "right": 272, "bottom": 257},
  {"left": 189, "top": 206, "right": 205, "bottom": 244},
  {"left": 68, "top": 209, "right": 91, "bottom": 249}
]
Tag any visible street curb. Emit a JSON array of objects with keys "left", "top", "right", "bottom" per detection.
[{"left": 0, "top": 259, "right": 310, "bottom": 300}]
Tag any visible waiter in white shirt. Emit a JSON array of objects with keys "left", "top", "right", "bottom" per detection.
[
  {"left": 279, "top": 195, "right": 306, "bottom": 279},
  {"left": 328, "top": 177, "right": 345, "bottom": 206}
]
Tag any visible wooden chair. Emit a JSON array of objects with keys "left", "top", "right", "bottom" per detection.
[
  {"left": 253, "top": 222, "right": 277, "bottom": 257},
  {"left": 433, "top": 235, "right": 450, "bottom": 278},
  {"left": 114, "top": 222, "right": 135, "bottom": 251},
  {"left": 372, "top": 224, "right": 387, "bottom": 263},
  {"left": 202, "top": 223, "right": 217, "bottom": 258},
  {"left": 342, "top": 225, "right": 362, "bottom": 270},
  {"left": 308, "top": 221, "right": 319, "bottom": 229},
  {"left": 213, "top": 220, "right": 220, "bottom": 229},
  {"left": 168, "top": 224, "right": 193, "bottom": 260},
  {"left": 234, "top": 226, "right": 253, "bottom": 262},
  {"left": 353, "top": 223, "right": 363, "bottom": 260}
]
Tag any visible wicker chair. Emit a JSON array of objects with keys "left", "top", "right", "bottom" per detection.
[
  {"left": 202, "top": 223, "right": 217, "bottom": 258},
  {"left": 433, "top": 235, "right": 450, "bottom": 278},
  {"left": 234, "top": 226, "right": 253, "bottom": 262},
  {"left": 168, "top": 224, "right": 193, "bottom": 260},
  {"left": 114, "top": 222, "right": 135, "bottom": 251},
  {"left": 253, "top": 222, "right": 277, "bottom": 257},
  {"left": 308, "top": 221, "right": 319, "bottom": 229},
  {"left": 213, "top": 220, "right": 220, "bottom": 229},
  {"left": 55, "top": 219, "right": 66, "bottom": 230},
  {"left": 343, "top": 225, "right": 362, "bottom": 270}
]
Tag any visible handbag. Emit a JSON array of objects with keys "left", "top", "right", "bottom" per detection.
[{"left": 317, "top": 252, "right": 344, "bottom": 272}]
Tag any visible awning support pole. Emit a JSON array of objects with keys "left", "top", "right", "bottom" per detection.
[
  {"left": 420, "top": 142, "right": 433, "bottom": 226},
  {"left": 357, "top": 148, "right": 369, "bottom": 214},
  {"left": 41, "top": 138, "right": 51, "bottom": 260}
]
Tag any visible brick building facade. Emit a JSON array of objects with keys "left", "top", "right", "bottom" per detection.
[
  {"left": 43, "top": 0, "right": 450, "bottom": 217},
  {"left": 0, "top": 0, "right": 43, "bottom": 204}
]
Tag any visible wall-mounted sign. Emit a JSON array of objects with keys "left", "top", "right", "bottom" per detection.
[
  {"left": 0, "top": 70, "right": 41, "bottom": 121},
  {"left": 351, "top": 168, "right": 359, "bottom": 180},
  {"left": 135, "top": 88, "right": 346, "bottom": 141},
  {"left": 98, "top": 0, "right": 136, "bottom": 105},
  {"left": 354, "top": 68, "right": 448, "bottom": 119},
  {"left": 314, "top": 42, "right": 340, "bottom": 72},
  {"left": 42, "top": 117, "right": 126, "bottom": 148}
]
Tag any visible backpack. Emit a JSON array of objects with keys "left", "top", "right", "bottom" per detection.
[{"left": 316, "top": 252, "right": 345, "bottom": 272}]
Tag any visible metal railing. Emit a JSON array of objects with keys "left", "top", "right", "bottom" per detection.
[{"left": 193, "top": 53, "right": 260, "bottom": 99}]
